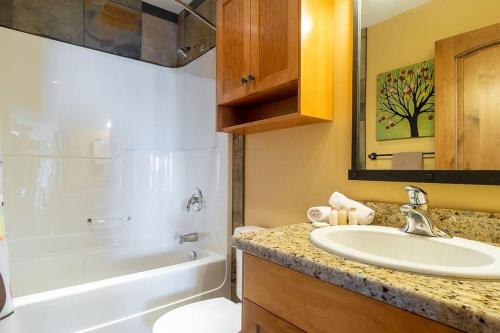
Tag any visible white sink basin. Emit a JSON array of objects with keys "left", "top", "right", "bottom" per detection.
[{"left": 310, "top": 225, "right": 500, "bottom": 279}]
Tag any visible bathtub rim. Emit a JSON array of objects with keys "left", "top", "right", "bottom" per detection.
[{"left": 13, "top": 250, "right": 226, "bottom": 308}]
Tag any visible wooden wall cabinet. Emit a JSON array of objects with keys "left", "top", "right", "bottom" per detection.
[
  {"left": 216, "top": 0, "right": 335, "bottom": 134},
  {"left": 242, "top": 254, "right": 463, "bottom": 333}
]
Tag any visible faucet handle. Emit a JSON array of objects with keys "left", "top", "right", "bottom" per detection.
[
  {"left": 186, "top": 188, "right": 204, "bottom": 212},
  {"left": 404, "top": 185, "right": 427, "bottom": 206}
]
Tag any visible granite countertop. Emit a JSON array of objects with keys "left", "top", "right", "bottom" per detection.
[{"left": 233, "top": 223, "right": 500, "bottom": 333}]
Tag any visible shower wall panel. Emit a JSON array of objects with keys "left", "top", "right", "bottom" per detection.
[{"left": 0, "top": 27, "right": 228, "bottom": 296}]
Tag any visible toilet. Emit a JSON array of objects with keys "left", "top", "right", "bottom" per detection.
[{"left": 153, "top": 226, "right": 265, "bottom": 333}]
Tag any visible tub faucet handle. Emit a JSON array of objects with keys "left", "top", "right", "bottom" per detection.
[{"left": 186, "top": 188, "right": 204, "bottom": 212}]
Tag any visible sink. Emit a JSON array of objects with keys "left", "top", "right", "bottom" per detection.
[{"left": 310, "top": 225, "right": 500, "bottom": 279}]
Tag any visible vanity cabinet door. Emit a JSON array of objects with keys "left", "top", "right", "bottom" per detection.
[
  {"left": 243, "top": 254, "right": 463, "bottom": 333},
  {"left": 242, "top": 299, "right": 305, "bottom": 333},
  {"left": 249, "top": 0, "right": 299, "bottom": 94},
  {"left": 216, "top": 0, "right": 252, "bottom": 104}
]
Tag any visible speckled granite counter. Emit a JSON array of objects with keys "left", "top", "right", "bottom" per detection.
[{"left": 233, "top": 223, "right": 500, "bottom": 333}]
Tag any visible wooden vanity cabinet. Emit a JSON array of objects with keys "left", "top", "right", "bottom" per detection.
[
  {"left": 216, "top": 0, "right": 336, "bottom": 134},
  {"left": 243, "top": 299, "right": 305, "bottom": 333},
  {"left": 242, "top": 254, "right": 463, "bottom": 333}
]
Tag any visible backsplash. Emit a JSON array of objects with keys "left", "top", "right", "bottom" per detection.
[
  {"left": 365, "top": 202, "right": 500, "bottom": 245},
  {"left": 0, "top": 0, "right": 215, "bottom": 67}
]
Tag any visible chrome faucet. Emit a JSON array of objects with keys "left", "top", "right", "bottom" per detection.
[
  {"left": 177, "top": 232, "right": 199, "bottom": 244},
  {"left": 186, "top": 188, "right": 204, "bottom": 212},
  {"left": 400, "top": 185, "right": 452, "bottom": 238}
]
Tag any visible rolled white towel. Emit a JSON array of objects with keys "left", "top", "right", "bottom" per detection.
[
  {"left": 307, "top": 206, "right": 332, "bottom": 222},
  {"left": 328, "top": 192, "right": 375, "bottom": 225},
  {"left": 312, "top": 221, "right": 330, "bottom": 228}
]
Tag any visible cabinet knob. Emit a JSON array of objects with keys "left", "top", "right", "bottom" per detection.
[
  {"left": 247, "top": 74, "right": 256, "bottom": 81},
  {"left": 241, "top": 77, "right": 248, "bottom": 84}
]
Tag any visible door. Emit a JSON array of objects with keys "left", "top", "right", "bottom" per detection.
[
  {"left": 249, "top": 0, "right": 299, "bottom": 94},
  {"left": 216, "top": 0, "right": 251, "bottom": 104},
  {"left": 242, "top": 299, "right": 305, "bottom": 333},
  {"left": 435, "top": 23, "right": 500, "bottom": 169}
]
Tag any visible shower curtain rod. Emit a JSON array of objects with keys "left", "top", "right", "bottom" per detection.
[{"left": 172, "top": 0, "right": 216, "bottom": 31}]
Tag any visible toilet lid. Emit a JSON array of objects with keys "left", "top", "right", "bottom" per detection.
[{"left": 153, "top": 297, "right": 241, "bottom": 333}]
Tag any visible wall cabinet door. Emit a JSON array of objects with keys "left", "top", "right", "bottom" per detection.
[
  {"left": 242, "top": 299, "right": 305, "bottom": 333},
  {"left": 249, "top": 0, "right": 299, "bottom": 93},
  {"left": 216, "top": 0, "right": 252, "bottom": 104},
  {"left": 217, "top": 0, "right": 299, "bottom": 105}
]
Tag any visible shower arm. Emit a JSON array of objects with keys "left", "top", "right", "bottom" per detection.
[{"left": 171, "top": 0, "right": 216, "bottom": 31}]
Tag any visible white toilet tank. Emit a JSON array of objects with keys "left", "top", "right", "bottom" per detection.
[{"left": 233, "top": 226, "right": 265, "bottom": 301}]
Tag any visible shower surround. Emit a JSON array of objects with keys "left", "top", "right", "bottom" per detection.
[{"left": 0, "top": 27, "right": 229, "bottom": 332}]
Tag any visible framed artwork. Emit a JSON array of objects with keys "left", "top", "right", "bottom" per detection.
[{"left": 376, "top": 60, "right": 435, "bottom": 141}]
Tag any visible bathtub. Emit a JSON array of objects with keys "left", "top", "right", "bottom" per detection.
[{"left": 2, "top": 250, "right": 227, "bottom": 333}]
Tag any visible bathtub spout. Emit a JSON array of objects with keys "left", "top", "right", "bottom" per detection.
[{"left": 177, "top": 233, "right": 199, "bottom": 244}]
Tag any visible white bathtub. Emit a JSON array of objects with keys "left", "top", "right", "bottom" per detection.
[{"left": 2, "top": 250, "right": 227, "bottom": 333}]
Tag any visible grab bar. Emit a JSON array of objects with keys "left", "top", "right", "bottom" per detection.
[{"left": 87, "top": 216, "right": 132, "bottom": 224}]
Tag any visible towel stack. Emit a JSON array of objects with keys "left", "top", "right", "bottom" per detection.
[
  {"left": 307, "top": 206, "right": 332, "bottom": 222},
  {"left": 328, "top": 192, "right": 375, "bottom": 225},
  {"left": 307, "top": 192, "right": 375, "bottom": 226}
]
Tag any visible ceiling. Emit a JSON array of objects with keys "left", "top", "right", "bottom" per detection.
[
  {"left": 361, "top": 0, "right": 431, "bottom": 28},
  {"left": 143, "top": 0, "right": 195, "bottom": 14},
  {"left": 144, "top": 0, "right": 431, "bottom": 28},
  {"left": 145, "top": 0, "right": 430, "bottom": 27}
]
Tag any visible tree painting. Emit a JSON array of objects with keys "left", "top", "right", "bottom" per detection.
[{"left": 376, "top": 60, "right": 435, "bottom": 141}]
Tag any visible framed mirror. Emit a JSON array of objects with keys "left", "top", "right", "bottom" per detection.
[{"left": 350, "top": 0, "right": 500, "bottom": 185}]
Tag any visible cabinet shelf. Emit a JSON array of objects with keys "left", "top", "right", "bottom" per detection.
[
  {"left": 220, "top": 112, "right": 329, "bottom": 135},
  {"left": 217, "top": 96, "right": 329, "bottom": 134}
]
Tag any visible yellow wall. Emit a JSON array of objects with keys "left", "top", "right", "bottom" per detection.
[
  {"left": 365, "top": 0, "right": 500, "bottom": 170},
  {"left": 244, "top": 0, "right": 500, "bottom": 228}
]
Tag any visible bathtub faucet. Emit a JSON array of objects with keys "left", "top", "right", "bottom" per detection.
[{"left": 177, "top": 233, "right": 199, "bottom": 244}]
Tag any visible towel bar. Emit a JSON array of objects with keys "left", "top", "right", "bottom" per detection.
[{"left": 368, "top": 152, "right": 435, "bottom": 161}]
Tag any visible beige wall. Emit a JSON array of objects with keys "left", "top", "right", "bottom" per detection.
[
  {"left": 244, "top": 0, "right": 500, "bottom": 228},
  {"left": 365, "top": 0, "right": 500, "bottom": 170}
]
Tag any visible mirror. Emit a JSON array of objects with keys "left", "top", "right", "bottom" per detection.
[{"left": 351, "top": 0, "right": 500, "bottom": 184}]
